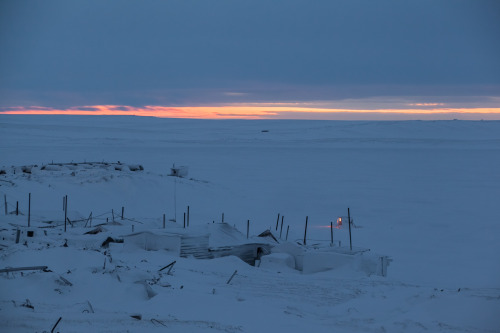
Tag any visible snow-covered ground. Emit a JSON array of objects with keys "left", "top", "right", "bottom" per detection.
[{"left": 1, "top": 115, "right": 499, "bottom": 332}]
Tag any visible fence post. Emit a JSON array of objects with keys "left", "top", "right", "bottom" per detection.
[
  {"left": 348, "top": 208, "right": 352, "bottom": 251},
  {"left": 187, "top": 206, "right": 190, "bottom": 227},
  {"left": 286, "top": 225, "right": 290, "bottom": 241},
  {"left": 4, "top": 195, "right": 7, "bottom": 215},
  {"left": 163, "top": 214, "right": 166, "bottom": 229},
  {"left": 303, "top": 216, "right": 308, "bottom": 245},
  {"left": 330, "top": 221, "right": 333, "bottom": 245},
  {"left": 121, "top": 206, "right": 124, "bottom": 220},
  {"left": 64, "top": 195, "right": 67, "bottom": 232},
  {"left": 247, "top": 220, "right": 250, "bottom": 239},
  {"left": 28, "top": 193, "right": 31, "bottom": 227}
]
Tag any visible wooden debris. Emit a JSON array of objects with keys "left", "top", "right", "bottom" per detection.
[
  {"left": 51, "top": 317, "right": 62, "bottom": 333},
  {"left": 226, "top": 270, "right": 238, "bottom": 284},
  {"left": 84, "top": 226, "right": 104, "bottom": 235},
  {"left": 159, "top": 260, "right": 176, "bottom": 275},
  {"left": 0, "top": 266, "right": 48, "bottom": 273},
  {"left": 101, "top": 237, "right": 123, "bottom": 248},
  {"left": 58, "top": 275, "right": 73, "bottom": 286}
]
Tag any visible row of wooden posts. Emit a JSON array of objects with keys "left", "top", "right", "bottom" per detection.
[{"left": 4, "top": 193, "right": 354, "bottom": 250}]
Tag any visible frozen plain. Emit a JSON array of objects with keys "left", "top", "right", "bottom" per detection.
[{"left": 0, "top": 115, "right": 499, "bottom": 332}]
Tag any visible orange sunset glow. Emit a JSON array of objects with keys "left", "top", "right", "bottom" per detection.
[{"left": 2, "top": 105, "right": 500, "bottom": 120}]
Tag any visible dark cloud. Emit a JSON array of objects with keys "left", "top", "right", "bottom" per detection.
[{"left": 1, "top": 0, "right": 499, "bottom": 108}]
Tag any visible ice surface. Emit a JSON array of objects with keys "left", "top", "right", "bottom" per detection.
[{"left": 0, "top": 115, "right": 499, "bottom": 332}]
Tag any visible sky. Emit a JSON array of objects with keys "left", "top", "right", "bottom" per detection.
[{"left": 1, "top": 0, "right": 499, "bottom": 119}]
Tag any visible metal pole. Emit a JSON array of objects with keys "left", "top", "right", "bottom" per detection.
[
  {"left": 303, "top": 216, "right": 308, "bottom": 245},
  {"left": 348, "top": 208, "right": 352, "bottom": 251},
  {"left": 275, "top": 213, "right": 280, "bottom": 231},
  {"left": 330, "top": 221, "right": 333, "bottom": 245},
  {"left": 28, "top": 193, "right": 31, "bottom": 227},
  {"left": 187, "top": 205, "right": 190, "bottom": 227},
  {"left": 64, "top": 195, "right": 67, "bottom": 232}
]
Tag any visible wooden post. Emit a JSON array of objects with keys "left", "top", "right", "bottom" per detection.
[
  {"left": 222, "top": 213, "right": 224, "bottom": 223},
  {"left": 227, "top": 270, "right": 238, "bottom": 284},
  {"left": 28, "top": 193, "right": 31, "bottom": 227},
  {"left": 183, "top": 212, "right": 186, "bottom": 228},
  {"left": 187, "top": 205, "right": 190, "bottom": 227},
  {"left": 330, "top": 221, "right": 333, "bottom": 245},
  {"left": 121, "top": 206, "right": 124, "bottom": 220},
  {"left": 112, "top": 209, "right": 115, "bottom": 223},
  {"left": 246, "top": 220, "right": 250, "bottom": 239},
  {"left": 280, "top": 216, "right": 284, "bottom": 238},
  {"left": 163, "top": 214, "right": 166, "bottom": 229},
  {"left": 4, "top": 194, "right": 7, "bottom": 215},
  {"left": 275, "top": 213, "right": 280, "bottom": 231},
  {"left": 286, "top": 225, "right": 290, "bottom": 241},
  {"left": 303, "top": 216, "right": 308, "bottom": 245},
  {"left": 348, "top": 207, "right": 352, "bottom": 251},
  {"left": 64, "top": 195, "right": 67, "bottom": 232},
  {"left": 16, "top": 201, "right": 18, "bottom": 215}
]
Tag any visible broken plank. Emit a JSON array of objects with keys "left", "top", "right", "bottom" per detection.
[{"left": 0, "top": 266, "right": 48, "bottom": 273}]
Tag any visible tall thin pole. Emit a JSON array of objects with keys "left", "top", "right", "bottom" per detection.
[
  {"left": 286, "top": 225, "right": 290, "bottom": 241},
  {"left": 348, "top": 207, "right": 352, "bottom": 251},
  {"left": 64, "top": 195, "right": 67, "bottom": 232},
  {"left": 247, "top": 220, "right": 250, "bottom": 239},
  {"left": 330, "top": 221, "right": 333, "bottom": 245},
  {"left": 187, "top": 206, "right": 190, "bottom": 227},
  {"left": 174, "top": 178, "right": 177, "bottom": 222},
  {"left": 275, "top": 213, "right": 280, "bottom": 231},
  {"left": 303, "top": 216, "right": 308, "bottom": 245},
  {"left": 280, "top": 216, "right": 284, "bottom": 238},
  {"left": 4, "top": 194, "right": 7, "bottom": 215},
  {"left": 28, "top": 193, "right": 31, "bottom": 227},
  {"left": 121, "top": 206, "right": 124, "bottom": 220},
  {"left": 183, "top": 212, "right": 186, "bottom": 228}
]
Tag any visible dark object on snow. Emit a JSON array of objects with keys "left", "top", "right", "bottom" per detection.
[
  {"left": 159, "top": 260, "right": 176, "bottom": 274},
  {"left": 84, "top": 226, "right": 104, "bottom": 235},
  {"left": 130, "top": 314, "right": 142, "bottom": 320},
  {"left": 51, "top": 317, "right": 62, "bottom": 333},
  {"left": 169, "top": 164, "right": 188, "bottom": 177},
  {"left": 22, "top": 299, "right": 34, "bottom": 310},
  {"left": 58, "top": 275, "right": 73, "bottom": 286},
  {"left": 226, "top": 270, "right": 238, "bottom": 284},
  {"left": 257, "top": 230, "right": 278, "bottom": 243},
  {"left": 101, "top": 237, "right": 124, "bottom": 248},
  {"left": 27, "top": 230, "right": 34, "bottom": 237},
  {"left": 128, "top": 164, "right": 144, "bottom": 171},
  {"left": 0, "top": 266, "right": 48, "bottom": 273}
]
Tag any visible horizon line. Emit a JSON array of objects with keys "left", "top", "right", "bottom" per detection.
[{"left": 2, "top": 104, "right": 500, "bottom": 120}]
